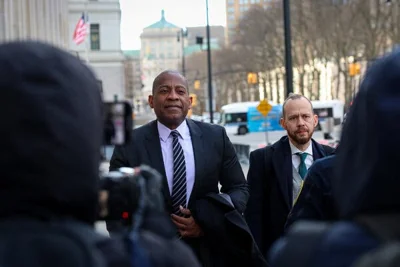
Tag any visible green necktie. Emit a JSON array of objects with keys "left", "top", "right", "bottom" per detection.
[{"left": 296, "top": 152, "right": 308, "bottom": 179}]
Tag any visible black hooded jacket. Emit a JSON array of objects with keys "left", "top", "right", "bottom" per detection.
[
  {"left": 333, "top": 49, "right": 400, "bottom": 219},
  {"left": 0, "top": 41, "right": 102, "bottom": 225}
]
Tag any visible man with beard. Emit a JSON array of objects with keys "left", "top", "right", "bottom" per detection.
[{"left": 245, "top": 93, "right": 334, "bottom": 257}]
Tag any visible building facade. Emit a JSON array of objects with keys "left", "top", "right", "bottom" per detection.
[
  {"left": 186, "top": 26, "right": 225, "bottom": 47},
  {"left": 0, "top": 0, "right": 69, "bottom": 48},
  {"left": 123, "top": 50, "right": 144, "bottom": 113},
  {"left": 225, "top": 0, "right": 274, "bottom": 44},
  {"left": 140, "top": 10, "right": 182, "bottom": 106},
  {"left": 184, "top": 26, "right": 225, "bottom": 57},
  {"left": 69, "top": 0, "right": 125, "bottom": 102}
]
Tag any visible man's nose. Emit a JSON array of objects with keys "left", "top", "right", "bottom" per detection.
[
  {"left": 167, "top": 89, "right": 179, "bottom": 99},
  {"left": 297, "top": 116, "right": 306, "bottom": 125}
]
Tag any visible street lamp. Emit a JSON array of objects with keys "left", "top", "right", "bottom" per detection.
[
  {"left": 283, "top": 0, "right": 294, "bottom": 96},
  {"left": 206, "top": 0, "right": 214, "bottom": 123}
]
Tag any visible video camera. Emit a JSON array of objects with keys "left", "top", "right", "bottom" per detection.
[{"left": 98, "top": 101, "right": 163, "bottom": 229}]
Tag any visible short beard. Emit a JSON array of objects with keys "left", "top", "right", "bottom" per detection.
[{"left": 287, "top": 128, "right": 314, "bottom": 146}]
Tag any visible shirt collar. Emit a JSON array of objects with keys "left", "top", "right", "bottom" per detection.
[
  {"left": 157, "top": 120, "right": 190, "bottom": 142},
  {"left": 289, "top": 140, "right": 313, "bottom": 156}
]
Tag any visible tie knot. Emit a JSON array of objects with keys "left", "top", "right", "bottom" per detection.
[
  {"left": 296, "top": 152, "right": 308, "bottom": 162},
  {"left": 170, "top": 130, "right": 180, "bottom": 139}
]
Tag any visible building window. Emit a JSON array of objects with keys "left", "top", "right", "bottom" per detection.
[{"left": 90, "top": 24, "right": 100, "bottom": 51}]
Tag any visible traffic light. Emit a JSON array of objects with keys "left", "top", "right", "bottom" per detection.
[
  {"left": 349, "top": 62, "right": 361, "bottom": 77},
  {"left": 247, "top": 72, "right": 258, "bottom": 84},
  {"left": 190, "top": 93, "right": 197, "bottom": 106},
  {"left": 194, "top": 80, "right": 200, "bottom": 90}
]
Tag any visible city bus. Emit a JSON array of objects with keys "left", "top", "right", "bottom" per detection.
[
  {"left": 219, "top": 99, "right": 345, "bottom": 135},
  {"left": 219, "top": 101, "right": 282, "bottom": 135},
  {"left": 311, "top": 99, "right": 345, "bottom": 129},
  {"left": 219, "top": 102, "right": 259, "bottom": 135}
]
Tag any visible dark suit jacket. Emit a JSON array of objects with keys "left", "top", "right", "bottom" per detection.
[
  {"left": 193, "top": 193, "right": 269, "bottom": 267},
  {"left": 107, "top": 120, "right": 249, "bottom": 251},
  {"left": 244, "top": 136, "right": 334, "bottom": 257}
]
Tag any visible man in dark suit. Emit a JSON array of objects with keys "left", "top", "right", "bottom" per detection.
[
  {"left": 108, "top": 70, "right": 249, "bottom": 263},
  {"left": 244, "top": 93, "right": 334, "bottom": 257}
]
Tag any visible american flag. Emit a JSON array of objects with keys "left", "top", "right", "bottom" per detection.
[{"left": 72, "top": 12, "right": 88, "bottom": 45}]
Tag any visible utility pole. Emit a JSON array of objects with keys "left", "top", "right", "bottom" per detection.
[
  {"left": 206, "top": 0, "right": 214, "bottom": 123},
  {"left": 283, "top": 0, "right": 293, "bottom": 96}
]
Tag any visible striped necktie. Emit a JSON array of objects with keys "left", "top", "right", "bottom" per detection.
[{"left": 170, "top": 130, "right": 187, "bottom": 215}]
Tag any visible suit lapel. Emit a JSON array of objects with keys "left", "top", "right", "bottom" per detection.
[
  {"left": 186, "top": 119, "right": 204, "bottom": 208},
  {"left": 272, "top": 137, "right": 293, "bottom": 210},
  {"left": 144, "top": 121, "right": 171, "bottom": 204},
  {"left": 311, "top": 139, "right": 327, "bottom": 161},
  {"left": 271, "top": 138, "right": 328, "bottom": 210}
]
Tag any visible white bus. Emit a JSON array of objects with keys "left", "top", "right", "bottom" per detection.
[
  {"left": 219, "top": 102, "right": 259, "bottom": 135},
  {"left": 311, "top": 99, "right": 345, "bottom": 127},
  {"left": 219, "top": 99, "right": 344, "bottom": 135},
  {"left": 219, "top": 101, "right": 280, "bottom": 135}
]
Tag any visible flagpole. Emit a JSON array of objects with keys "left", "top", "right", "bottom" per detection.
[{"left": 84, "top": 0, "right": 89, "bottom": 64}]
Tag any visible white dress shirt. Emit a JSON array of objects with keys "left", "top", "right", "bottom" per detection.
[
  {"left": 289, "top": 141, "right": 314, "bottom": 171},
  {"left": 157, "top": 120, "right": 195, "bottom": 206}
]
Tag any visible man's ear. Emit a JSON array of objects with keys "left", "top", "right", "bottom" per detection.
[
  {"left": 189, "top": 95, "right": 193, "bottom": 109},
  {"left": 280, "top": 117, "right": 286, "bottom": 130},
  {"left": 313, "top": 114, "right": 319, "bottom": 128},
  {"left": 148, "top": 95, "right": 154, "bottom": 108}
]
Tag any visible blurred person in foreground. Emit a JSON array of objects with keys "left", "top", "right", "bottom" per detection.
[
  {"left": 269, "top": 49, "right": 400, "bottom": 267},
  {"left": 0, "top": 40, "right": 130, "bottom": 266}
]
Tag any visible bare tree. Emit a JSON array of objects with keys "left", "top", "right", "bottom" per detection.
[
  {"left": 386, "top": 0, "right": 400, "bottom": 50},
  {"left": 185, "top": 51, "right": 207, "bottom": 114},
  {"left": 234, "top": 4, "right": 285, "bottom": 100},
  {"left": 354, "top": 0, "right": 389, "bottom": 60},
  {"left": 210, "top": 0, "right": 396, "bottom": 106}
]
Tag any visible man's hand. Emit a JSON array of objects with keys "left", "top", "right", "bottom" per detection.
[{"left": 171, "top": 206, "right": 203, "bottom": 238}]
